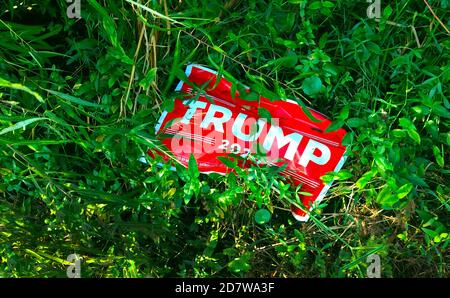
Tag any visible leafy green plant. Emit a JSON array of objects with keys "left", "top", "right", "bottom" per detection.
[{"left": 0, "top": 0, "right": 448, "bottom": 278}]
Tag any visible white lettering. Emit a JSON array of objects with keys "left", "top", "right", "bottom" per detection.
[
  {"left": 263, "top": 125, "right": 302, "bottom": 161},
  {"left": 200, "top": 104, "right": 232, "bottom": 133},
  {"left": 180, "top": 100, "right": 207, "bottom": 124},
  {"left": 232, "top": 113, "right": 266, "bottom": 142},
  {"left": 298, "top": 139, "right": 331, "bottom": 167}
]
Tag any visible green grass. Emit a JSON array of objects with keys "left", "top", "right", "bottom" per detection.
[{"left": 0, "top": 0, "right": 448, "bottom": 277}]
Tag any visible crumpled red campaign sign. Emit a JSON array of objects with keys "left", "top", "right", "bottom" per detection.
[{"left": 150, "top": 64, "right": 347, "bottom": 221}]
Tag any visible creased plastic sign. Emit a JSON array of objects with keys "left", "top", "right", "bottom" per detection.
[{"left": 150, "top": 64, "right": 347, "bottom": 221}]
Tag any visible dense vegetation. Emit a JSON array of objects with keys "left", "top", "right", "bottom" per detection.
[{"left": 0, "top": 0, "right": 448, "bottom": 277}]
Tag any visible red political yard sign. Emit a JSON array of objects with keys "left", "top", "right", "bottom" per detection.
[{"left": 150, "top": 64, "right": 347, "bottom": 221}]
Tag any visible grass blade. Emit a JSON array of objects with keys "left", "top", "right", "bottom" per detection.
[{"left": 0, "top": 117, "right": 48, "bottom": 135}]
